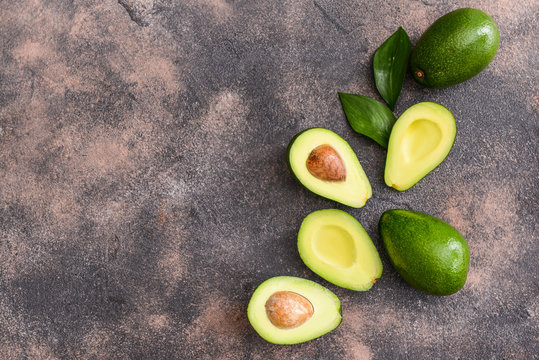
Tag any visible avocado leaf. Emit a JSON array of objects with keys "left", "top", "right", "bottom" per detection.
[
  {"left": 373, "top": 27, "right": 411, "bottom": 110},
  {"left": 338, "top": 92, "right": 396, "bottom": 148}
]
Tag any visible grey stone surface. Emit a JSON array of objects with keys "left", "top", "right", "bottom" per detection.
[{"left": 0, "top": 0, "right": 537, "bottom": 359}]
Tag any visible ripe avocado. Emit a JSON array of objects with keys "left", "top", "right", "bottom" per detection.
[
  {"left": 385, "top": 102, "right": 456, "bottom": 191},
  {"left": 247, "top": 276, "right": 342, "bottom": 344},
  {"left": 287, "top": 128, "right": 372, "bottom": 208},
  {"left": 379, "top": 209, "right": 469, "bottom": 296},
  {"left": 410, "top": 8, "right": 499, "bottom": 88},
  {"left": 297, "top": 209, "right": 383, "bottom": 291}
]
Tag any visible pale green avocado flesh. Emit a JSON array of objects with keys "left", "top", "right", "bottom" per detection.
[
  {"left": 247, "top": 276, "right": 342, "bottom": 344},
  {"left": 288, "top": 128, "right": 372, "bottom": 208},
  {"left": 298, "top": 209, "right": 383, "bottom": 291},
  {"left": 385, "top": 102, "right": 456, "bottom": 191}
]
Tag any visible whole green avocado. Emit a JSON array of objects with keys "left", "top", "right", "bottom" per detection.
[
  {"left": 379, "top": 209, "right": 469, "bottom": 296},
  {"left": 410, "top": 8, "right": 499, "bottom": 88}
]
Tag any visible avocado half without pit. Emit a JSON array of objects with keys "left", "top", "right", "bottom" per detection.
[
  {"left": 385, "top": 102, "right": 456, "bottom": 191},
  {"left": 247, "top": 276, "right": 342, "bottom": 344},
  {"left": 287, "top": 128, "right": 372, "bottom": 208},
  {"left": 298, "top": 209, "right": 383, "bottom": 291}
]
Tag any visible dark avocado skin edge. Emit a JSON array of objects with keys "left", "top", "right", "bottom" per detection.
[
  {"left": 410, "top": 8, "right": 499, "bottom": 88},
  {"left": 379, "top": 209, "right": 470, "bottom": 296}
]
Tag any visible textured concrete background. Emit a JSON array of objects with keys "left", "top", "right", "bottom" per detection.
[{"left": 0, "top": 0, "right": 537, "bottom": 359}]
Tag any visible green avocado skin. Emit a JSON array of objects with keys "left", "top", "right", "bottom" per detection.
[
  {"left": 379, "top": 209, "right": 469, "bottom": 296},
  {"left": 410, "top": 8, "right": 499, "bottom": 88}
]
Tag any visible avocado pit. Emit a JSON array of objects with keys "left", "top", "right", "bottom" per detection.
[
  {"left": 265, "top": 291, "right": 314, "bottom": 329},
  {"left": 306, "top": 144, "right": 346, "bottom": 182}
]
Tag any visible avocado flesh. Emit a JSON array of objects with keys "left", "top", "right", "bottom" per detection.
[
  {"left": 379, "top": 209, "right": 469, "bottom": 296},
  {"left": 410, "top": 8, "right": 499, "bottom": 88},
  {"left": 298, "top": 209, "right": 383, "bottom": 291},
  {"left": 287, "top": 128, "right": 372, "bottom": 208},
  {"left": 247, "top": 276, "right": 342, "bottom": 344},
  {"left": 385, "top": 102, "right": 456, "bottom": 191}
]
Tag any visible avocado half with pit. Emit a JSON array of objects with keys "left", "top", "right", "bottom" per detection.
[
  {"left": 287, "top": 128, "right": 372, "bottom": 208},
  {"left": 247, "top": 276, "right": 342, "bottom": 344},
  {"left": 385, "top": 102, "right": 456, "bottom": 191},
  {"left": 298, "top": 209, "right": 383, "bottom": 291}
]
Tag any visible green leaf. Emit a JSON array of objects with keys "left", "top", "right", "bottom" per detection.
[
  {"left": 338, "top": 92, "right": 396, "bottom": 148},
  {"left": 374, "top": 27, "right": 412, "bottom": 110}
]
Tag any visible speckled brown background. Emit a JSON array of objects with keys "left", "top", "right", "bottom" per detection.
[{"left": 0, "top": 0, "right": 537, "bottom": 359}]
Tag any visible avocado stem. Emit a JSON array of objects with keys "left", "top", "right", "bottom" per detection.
[{"left": 415, "top": 70, "right": 425, "bottom": 79}]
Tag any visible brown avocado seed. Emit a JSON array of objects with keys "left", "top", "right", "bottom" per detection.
[
  {"left": 306, "top": 144, "right": 346, "bottom": 182},
  {"left": 265, "top": 291, "right": 314, "bottom": 329}
]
